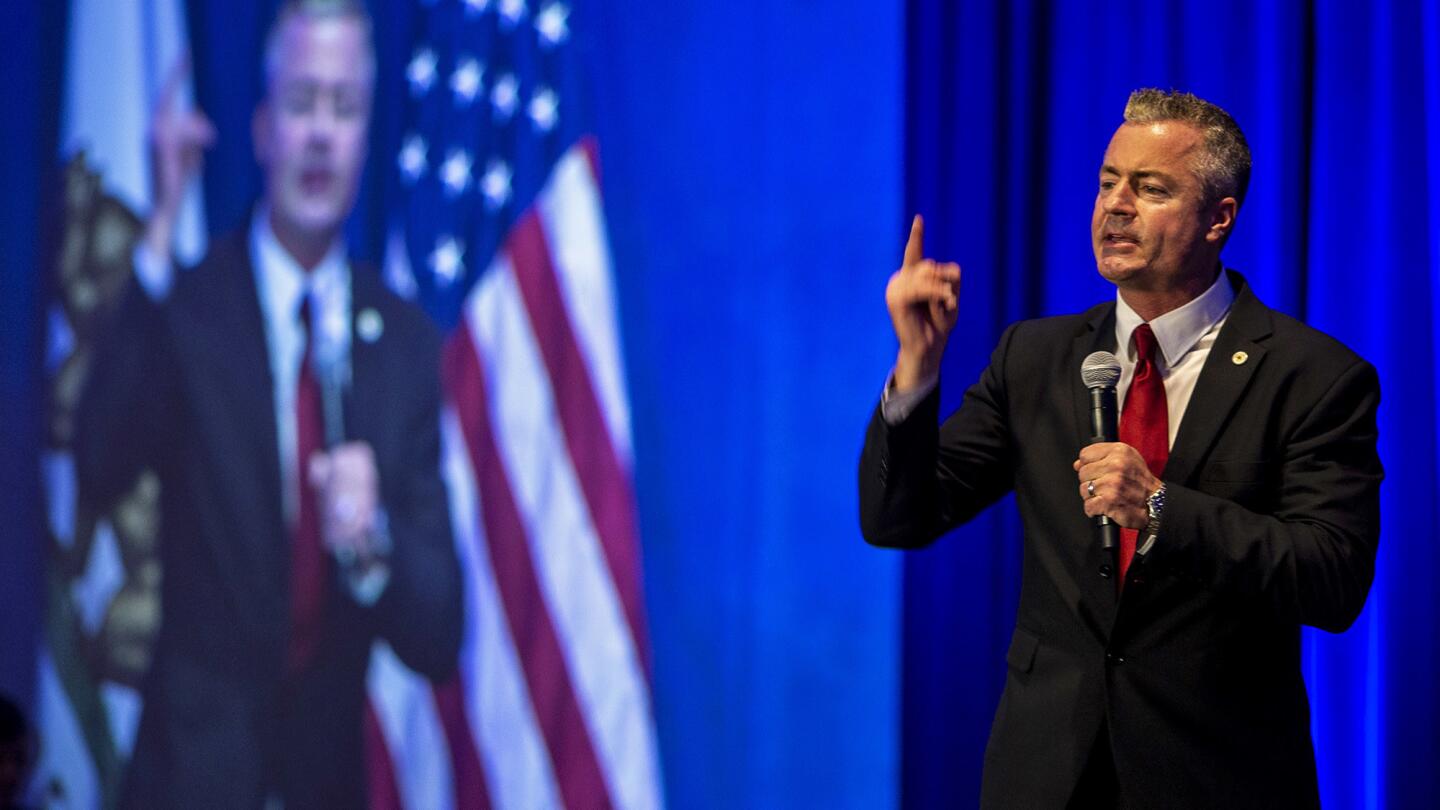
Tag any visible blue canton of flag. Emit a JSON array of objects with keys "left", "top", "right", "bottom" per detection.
[{"left": 393, "top": 0, "right": 578, "bottom": 331}]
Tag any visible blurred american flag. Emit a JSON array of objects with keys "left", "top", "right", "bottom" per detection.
[{"left": 368, "top": 1, "right": 663, "bottom": 807}]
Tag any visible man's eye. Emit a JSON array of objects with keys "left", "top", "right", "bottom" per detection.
[
  {"left": 1142, "top": 185, "right": 1167, "bottom": 195},
  {"left": 329, "top": 86, "right": 368, "bottom": 118},
  {"left": 1099, "top": 180, "right": 1115, "bottom": 191},
  {"left": 283, "top": 93, "right": 314, "bottom": 114}
]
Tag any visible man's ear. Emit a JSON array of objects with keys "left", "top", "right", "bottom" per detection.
[{"left": 1206, "top": 196, "right": 1238, "bottom": 244}]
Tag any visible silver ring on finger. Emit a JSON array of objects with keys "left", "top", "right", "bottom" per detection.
[{"left": 1087, "top": 480, "right": 1096, "bottom": 498}]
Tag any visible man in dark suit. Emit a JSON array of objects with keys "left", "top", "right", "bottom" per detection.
[
  {"left": 860, "top": 89, "right": 1381, "bottom": 808},
  {"left": 77, "top": 2, "right": 462, "bottom": 806}
]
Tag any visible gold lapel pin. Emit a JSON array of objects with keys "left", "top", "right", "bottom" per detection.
[{"left": 1232, "top": 351, "right": 1248, "bottom": 365}]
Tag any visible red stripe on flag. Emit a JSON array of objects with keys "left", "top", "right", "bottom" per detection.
[
  {"left": 432, "top": 675, "right": 493, "bottom": 810},
  {"left": 443, "top": 325, "right": 615, "bottom": 810},
  {"left": 364, "top": 699, "right": 403, "bottom": 810},
  {"left": 506, "top": 210, "right": 652, "bottom": 675}
]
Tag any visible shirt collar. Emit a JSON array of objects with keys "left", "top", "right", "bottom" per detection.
[
  {"left": 249, "top": 203, "right": 348, "bottom": 322},
  {"left": 1114, "top": 268, "right": 1235, "bottom": 368}
]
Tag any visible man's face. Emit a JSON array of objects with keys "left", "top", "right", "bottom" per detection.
[
  {"left": 1091, "top": 121, "right": 1225, "bottom": 292},
  {"left": 254, "top": 14, "right": 372, "bottom": 245}
]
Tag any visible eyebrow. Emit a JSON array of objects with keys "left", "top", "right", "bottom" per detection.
[{"left": 1100, "top": 165, "right": 1179, "bottom": 183}]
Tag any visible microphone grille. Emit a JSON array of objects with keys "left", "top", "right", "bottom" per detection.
[{"left": 1081, "top": 351, "right": 1122, "bottom": 389}]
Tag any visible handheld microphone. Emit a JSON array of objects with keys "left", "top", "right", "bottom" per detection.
[
  {"left": 308, "top": 282, "right": 351, "bottom": 447},
  {"left": 1081, "top": 351, "right": 1121, "bottom": 552}
]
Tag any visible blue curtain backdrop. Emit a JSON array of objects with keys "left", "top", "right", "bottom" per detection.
[
  {"left": 904, "top": 0, "right": 1440, "bottom": 807},
  {"left": 2, "top": 1, "right": 1438, "bottom": 808},
  {"left": 0, "top": 0, "right": 63, "bottom": 727}
]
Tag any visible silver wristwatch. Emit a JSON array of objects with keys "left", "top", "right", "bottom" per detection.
[{"left": 1139, "top": 483, "right": 1166, "bottom": 555}]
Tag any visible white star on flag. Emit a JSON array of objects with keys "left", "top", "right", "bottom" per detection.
[
  {"left": 463, "top": 0, "right": 491, "bottom": 15},
  {"left": 536, "top": 4, "right": 570, "bottom": 47},
  {"left": 450, "top": 58, "right": 483, "bottom": 106},
  {"left": 441, "top": 149, "right": 474, "bottom": 196},
  {"left": 398, "top": 134, "right": 427, "bottom": 183},
  {"left": 499, "top": 0, "right": 527, "bottom": 29},
  {"left": 491, "top": 73, "right": 519, "bottom": 121},
  {"left": 429, "top": 236, "right": 464, "bottom": 286},
  {"left": 529, "top": 87, "right": 558, "bottom": 132},
  {"left": 407, "top": 48, "right": 438, "bottom": 96},
  {"left": 481, "top": 159, "right": 513, "bottom": 210}
]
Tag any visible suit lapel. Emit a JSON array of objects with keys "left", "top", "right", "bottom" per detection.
[
  {"left": 182, "top": 231, "right": 288, "bottom": 613},
  {"left": 1163, "top": 272, "right": 1273, "bottom": 486},
  {"left": 205, "top": 232, "right": 283, "bottom": 513}
]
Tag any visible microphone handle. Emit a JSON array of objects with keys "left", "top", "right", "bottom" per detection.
[
  {"left": 318, "top": 368, "right": 362, "bottom": 572},
  {"left": 1096, "top": 518, "right": 1119, "bottom": 553},
  {"left": 320, "top": 369, "right": 348, "bottom": 448},
  {"left": 1088, "top": 386, "right": 1119, "bottom": 551}
]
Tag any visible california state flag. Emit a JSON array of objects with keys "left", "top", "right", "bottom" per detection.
[{"left": 35, "top": 0, "right": 205, "bottom": 806}]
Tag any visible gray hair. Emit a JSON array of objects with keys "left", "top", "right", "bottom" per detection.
[
  {"left": 1123, "top": 88, "right": 1251, "bottom": 208},
  {"left": 262, "top": 0, "right": 376, "bottom": 89}
]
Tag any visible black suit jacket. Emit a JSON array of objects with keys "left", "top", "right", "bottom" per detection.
[
  {"left": 859, "top": 271, "right": 1381, "bottom": 809},
  {"left": 77, "top": 227, "right": 463, "bottom": 809}
]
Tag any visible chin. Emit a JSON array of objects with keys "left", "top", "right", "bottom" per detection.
[
  {"left": 1096, "top": 260, "right": 1140, "bottom": 284},
  {"left": 280, "top": 204, "right": 345, "bottom": 238}
]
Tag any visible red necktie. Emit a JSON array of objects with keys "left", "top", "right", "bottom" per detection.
[
  {"left": 1118, "top": 323, "right": 1168, "bottom": 585},
  {"left": 287, "top": 297, "right": 328, "bottom": 673}
]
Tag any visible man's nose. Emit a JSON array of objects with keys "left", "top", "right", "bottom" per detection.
[
  {"left": 1102, "top": 184, "right": 1136, "bottom": 216},
  {"left": 305, "top": 102, "right": 340, "bottom": 145}
]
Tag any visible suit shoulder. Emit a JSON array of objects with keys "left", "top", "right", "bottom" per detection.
[
  {"left": 1234, "top": 300, "right": 1380, "bottom": 419},
  {"left": 1261, "top": 308, "right": 1375, "bottom": 390},
  {"left": 170, "top": 230, "right": 249, "bottom": 294},
  {"left": 1268, "top": 309, "right": 1367, "bottom": 363},
  {"left": 160, "top": 230, "right": 258, "bottom": 322},
  {"left": 1001, "top": 301, "right": 1109, "bottom": 347},
  {"left": 1228, "top": 272, "right": 1371, "bottom": 375}
]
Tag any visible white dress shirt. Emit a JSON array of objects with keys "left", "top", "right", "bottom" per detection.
[
  {"left": 247, "top": 206, "right": 351, "bottom": 527},
  {"left": 1111, "top": 270, "right": 1235, "bottom": 447}
]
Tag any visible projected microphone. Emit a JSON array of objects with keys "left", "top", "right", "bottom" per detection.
[
  {"left": 1081, "top": 351, "right": 1122, "bottom": 552},
  {"left": 308, "top": 281, "right": 351, "bottom": 448}
]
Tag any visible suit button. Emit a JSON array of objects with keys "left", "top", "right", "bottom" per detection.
[
  {"left": 1098, "top": 563, "right": 1113, "bottom": 579},
  {"left": 1105, "top": 652, "right": 1126, "bottom": 665}
]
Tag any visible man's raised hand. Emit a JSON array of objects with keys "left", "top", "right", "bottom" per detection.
[
  {"left": 885, "top": 215, "right": 961, "bottom": 390},
  {"left": 144, "top": 53, "right": 215, "bottom": 259}
]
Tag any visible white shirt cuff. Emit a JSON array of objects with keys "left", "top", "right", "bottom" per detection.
[
  {"left": 132, "top": 242, "right": 176, "bottom": 300},
  {"left": 881, "top": 370, "right": 939, "bottom": 425}
]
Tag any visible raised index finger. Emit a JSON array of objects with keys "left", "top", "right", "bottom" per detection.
[
  {"left": 903, "top": 214, "right": 925, "bottom": 267},
  {"left": 155, "top": 51, "right": 193, "bottom": 120}
]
